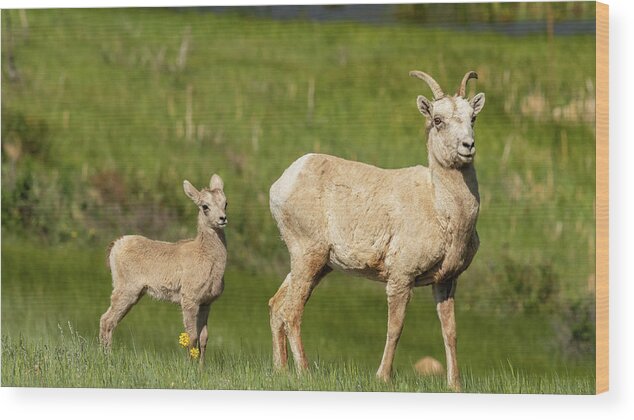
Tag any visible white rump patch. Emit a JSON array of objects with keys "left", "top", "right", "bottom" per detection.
[{"left": 270, "top": 153, "right": 314, "bottom": 210}]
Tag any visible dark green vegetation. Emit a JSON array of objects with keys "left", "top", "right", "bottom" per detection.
[
  {"left": 2, "top": 8, "right": 595, "bottom": 392},
  {"left": 396, "top": 1, "right": 596, "bottom": 25}
]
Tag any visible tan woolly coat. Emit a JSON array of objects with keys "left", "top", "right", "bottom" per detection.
[
  {"left": 108, "top": 226, "right": 226, "bottom": 306},
  {"left": 270, "top": 152, "right": 479, "bottom": 290}
]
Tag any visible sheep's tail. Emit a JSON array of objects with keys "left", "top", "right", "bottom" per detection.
[{"left": 105, "top": 239, "right": 117, "bottom": 271}]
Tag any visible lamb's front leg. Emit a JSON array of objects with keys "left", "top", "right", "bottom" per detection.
[
  {"left": 181, "top": 297, "right": 200, "bottom": 360},
  {"left": 433, "top": 277, "right": 460, "bottom": 392},
  {"left": 196, "top": 303, "right": 211, "bottom": 364}
]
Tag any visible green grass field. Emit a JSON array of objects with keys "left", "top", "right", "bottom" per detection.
[
  {"left": 1, "top": 242, "right": 594, "bottom": 393},
  {"left": 2, "top": 7, "right": 596, "bottom": 392},
  {"left": 1, "top": 332, "right": 593, "bottom": 394}
]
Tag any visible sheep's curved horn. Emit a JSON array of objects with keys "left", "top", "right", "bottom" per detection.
[
  {"left": 409, "top": 70, "right": 444, "bottom": 100},
  {"left": 458, "top": 71, "right": 478, "bottom": 97}
]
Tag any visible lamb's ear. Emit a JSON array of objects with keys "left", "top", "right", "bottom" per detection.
[
  {"left": 210, "top": 174, "right": 224, "bottom": 190},
  {"left": 183, "top": 180, "right": 200, "bottom": 202},
  {"left": 417, "top": 95, "right": 433, "bottom": 118},
  {"left": 471, "top": 92, "right": 486, "bottom": 115}
]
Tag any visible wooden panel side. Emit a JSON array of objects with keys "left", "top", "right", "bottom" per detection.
[{"left": 595, "top": 1, "right": 609, "bottom": 395}]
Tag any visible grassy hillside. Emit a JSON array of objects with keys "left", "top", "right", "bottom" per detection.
[{"left": 2, "top": 8, "right": 596, "bottom": 391}]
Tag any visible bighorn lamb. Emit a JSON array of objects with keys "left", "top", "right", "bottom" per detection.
[
  {"left": 99, "top": 174, "right": 228, "bottom": 362},
  {"left": 268, "top": 71, "right": 485, "bottom": 391}
]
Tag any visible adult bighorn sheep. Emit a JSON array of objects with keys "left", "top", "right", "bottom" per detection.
[
  {"left": 99, "top": 174, "right": 228, "bottom": 363},
  {"left": 268, "top": 71, "right": 485, "bottom": 391}
]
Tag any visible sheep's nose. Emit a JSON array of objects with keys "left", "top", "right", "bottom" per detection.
[
  {"left": 462, "top": 140, "right": 475, "bottom": 150},
  {"left": 219, "top": 216, "right": 227, "bottom": 222}
]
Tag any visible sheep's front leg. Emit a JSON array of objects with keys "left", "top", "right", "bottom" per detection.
[
  {"left": 433, "top": 277, "right": 460, "bottom": 392},
  {"left": 181, "top": 297, "right": 200, "bottom": 360},
  {"left": 196, "top": 303, "right": 211, "bottom": 364},
  {"left": 376, "top": 281, "right": 413, "bottom": 381}
]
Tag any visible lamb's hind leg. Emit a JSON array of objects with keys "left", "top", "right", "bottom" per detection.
[
  {"left": 433, "top": 277, "right": 460, "bottom": 392},
  {"left": 281, "top": 256, "right": 331, "bottom": 372},
  {"left": 99, "top": 287, "right": 144, "bottom": 348},
  {"left": 269, "top": 273, "right": 291, "bottom": 370}
]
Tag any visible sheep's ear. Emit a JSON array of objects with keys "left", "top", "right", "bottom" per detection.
[
  {"left": 210, "top": 174, "right": 224, "bottom": 190},
  {"left": 471, "top": 92, "right": 485, "bottom": 115},
  {"left": 417, "top": 95, "right": 433, "bottom": 118},
  {"left": 183, "top": 180, "right": 200, "bottom": 202}
]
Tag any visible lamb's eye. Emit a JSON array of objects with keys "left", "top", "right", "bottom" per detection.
[
  {"left": 433, "top": 117, "right": 442, "bottom": 126},
  {"left": 224, "top": 202, "right": 228, "bottom": 210},
  {"left": 202, "top": 204, "right": 209, "bottom": 211},
  {"left": 471, "top": 115, "right": 477, "bottom": 124}
]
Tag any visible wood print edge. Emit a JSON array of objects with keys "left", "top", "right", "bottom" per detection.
[{"left": 595, "top": 0, "right": 609, "bottom": 395}]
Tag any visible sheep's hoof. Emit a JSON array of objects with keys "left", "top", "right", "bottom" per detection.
[
  {"left": 99, "top": 341, "right": 112, "bottom": 353},
  {"left": 376, "top": 370, "right": 391, "bottom": 382},
  {"left": 448, "top": 382, "right": 462, "bottom": 392}
]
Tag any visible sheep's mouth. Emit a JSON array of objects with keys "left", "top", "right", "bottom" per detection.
[
  {"left": 457, "top": 152, "right": 474, "bottom": 162},
  {"left": 218, "top": 221, "right": 228, "bottom": 228}
]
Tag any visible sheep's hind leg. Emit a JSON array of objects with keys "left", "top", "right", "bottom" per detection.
[
  {"left": 269, "top": 273, "right": 291, "bottom": 370},
  {"left": 99, "top": 287, "right": 144, "bottom": 348},
  {"left": 196, "top": 303, "right": 211, "bottom": 364},
  {"left": 376, "top": 280, "right": 413, "bottom": 381},
  {"left": 433, "top": 277, "right": 460, "bottom": 392},
  {"left": 282, "top": 259, "right": 330, "bottom": 373}
]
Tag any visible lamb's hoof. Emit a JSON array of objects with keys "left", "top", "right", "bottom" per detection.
[
  {"left": 294, "top": 364, "right": 310, "bottom": 377},
  {"left": 98, "top": 340, "right": 112, "bottom": 353},
  {"left": 272, "top": 361, "right": 289, "bottom": 372}
]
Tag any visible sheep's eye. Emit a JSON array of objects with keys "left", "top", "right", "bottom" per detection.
[
  {"left": 471, "top": 115, "right": 477, "bottom": 124},
  {"left": 224, "top": 202, "right": 228, "bottom": 210},
  {"left": 433, "top": 117, "right": 442, "bottom": 126},
  {"left": 202, "top": 204, "right": 209, "bottom": 211}
]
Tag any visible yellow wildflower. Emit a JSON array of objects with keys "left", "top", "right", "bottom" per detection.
[
  {"left": 190, "top": 347, "right": 200, "bottom": 359},
  {"left": 178, "top": 332, "right": 190, "bottom": 348}
]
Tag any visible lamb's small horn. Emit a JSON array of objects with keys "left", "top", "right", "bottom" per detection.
[
  {"left": 458, "top": 71, "right": 478, "bottom": 97},
  {"left": 409, "top": 70, "right": 444, "bottom": 100}
]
